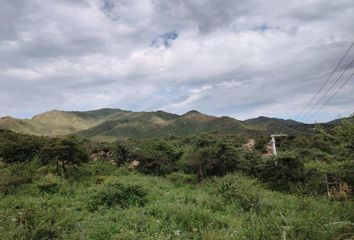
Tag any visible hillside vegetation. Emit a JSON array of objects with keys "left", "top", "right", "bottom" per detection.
[
  {"left": 0, "top": 116, "right": 353, "bottom": 239},
  {"left": 0, "top": 108, "right": 330, "bottom": 140},
  {"left": 0, "top": 109, "right": 130, "bottom": 136}
]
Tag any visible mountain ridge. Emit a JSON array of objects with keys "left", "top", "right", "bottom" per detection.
[{"left": 0, "top": 108, "right": 345, "bottom": 140}]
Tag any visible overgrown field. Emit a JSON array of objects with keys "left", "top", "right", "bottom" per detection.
[
  {"left": 1, "top": 161, "right": 353, "bottom": 240},
  {"left": 0, "top": 117, "right": 353, "bottom": 239}
]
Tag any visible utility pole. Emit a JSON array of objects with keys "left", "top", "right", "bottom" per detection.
[{"left": 270, "top": 134, "right": 288, "bottom": 155}]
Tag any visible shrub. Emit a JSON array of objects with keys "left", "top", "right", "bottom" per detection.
[
  {"left": 296, "top": 169, "right": 327, "bottom": 195},
  {"left": 36, "top": 175, "right": 61, "bottom": 194},
  {"left": 1, "top": 204, "right": 77, "bottom": 239},
  {"left": 183, "top": 143, "right": 243, "bottom": 180},
  {"left": 133, "top": 140, "right": 182, "bottom": 176},
  {"left": 89, "top": 141, "right": 131, "bottom": 165},
  {"left": 88, "top": 181, "right": 147, "bottom": 211},
  {"left": 111, "top": 143, "right": 131, "bottom": 165},
  {"left": 254, "top": 136, "right": 268, "bottom": 153},
  {"left": 166, "top": 172, "right": 197, "bottom": 185},
  {"left": 0, "top": 163, "right": 35, "bottom": 194},
  {"left": 0, "top": 171, "right": 32, "bottom": 194},
  {"left": 0, "top": 131, "right": 43, "bottom": 163},
  {"left": 239, "top": 150, "right": 262, "bottom": 176},
  {"left": 89, "top": 142, "right": 114, "bottom": 162},
  {"left": 338, "top": 160, "right": 354, "bottom": 187},
  {"left": 39, "top": 136, "right": 89, "bottom": 178},
  {"left": 256, "top": 152, "right": 306, "bottom": 192},
  {"left": 135, "top": 151, "right": 179, "bottom": 176},
  {"left": 329, "top": 182, "right": 351, "bottom": 201},
  {"left": 214, "top": 174, "right": 262, "bottom": 212}
]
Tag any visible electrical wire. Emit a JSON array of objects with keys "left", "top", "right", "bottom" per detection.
[
  {"left": 298, "top": 58, "right": 354, "bottom": 122},
  {"left": 304, "top": 72, "right": 354, "bottom": 122},
  {"left": 294, "top": 41, "right": 354, "bottom": 121}
]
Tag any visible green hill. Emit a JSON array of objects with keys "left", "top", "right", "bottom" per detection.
[
  {"left": 78, "top": 111, "right": 179, "bottom": 141},
  {"left": 0, "top": 108, "right": 338, "bottom": 140},
  {"left": 243, "top": 116, "right": 313, "bottom": 134},
  {"left": 0, "top": 109, "right": 126, "bottom": 136},
  {"left": 75, "top": 110, "right": 265, "bottom": 140}
]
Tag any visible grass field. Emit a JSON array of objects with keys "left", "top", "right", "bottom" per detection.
[{"left": 1, "top": 161, "right": 353, "bottom": 240}]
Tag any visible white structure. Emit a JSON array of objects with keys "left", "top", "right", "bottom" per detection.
[{"left": 270, "top": 134, "right": 288, "bottom": 155}]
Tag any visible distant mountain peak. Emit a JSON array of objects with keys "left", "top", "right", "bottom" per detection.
[
  {"left": 180, "top": 110, "right": 216, "bottom": 123},
  {"left": 31, "top": 109, "right": 63, "bottom": 119},
  {"left": 182, "top": 110, "right": 202, "bottom": 115}
]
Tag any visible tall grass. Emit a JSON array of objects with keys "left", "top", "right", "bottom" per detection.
[{"left": 0, "top": 161, "right": 353, "bottom": 239}]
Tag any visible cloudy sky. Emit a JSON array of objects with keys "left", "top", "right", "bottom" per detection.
[{"left": 0, "top": 0, "right": 353, "bottom": 122}]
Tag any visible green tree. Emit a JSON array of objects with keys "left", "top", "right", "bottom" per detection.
[
  {"left": 133, "top": 140, "right": 182, "bottom": 176},
  {"left": 39, "top": 136, "right": 88, "bottom": 177},
  {"left": 184, "top": 142, "right": 243, "bottom": 180},
  {"left": 254, "top": 136, "right": 268, "bottom": 153},
  {"left": 0, "top": 130, "right": 43, "bottom": 163},
  {"left": 256, "top": 151, "right": 306, "bottom": 191},
  {"left": 330, "top": 116, "right": 354, "bottom": 186},
  {"left": 333, "top": 116, "right": 354, "bottom": 156},
  {"left": 111, "top": 143, "right": 131, "bottom": 165}
]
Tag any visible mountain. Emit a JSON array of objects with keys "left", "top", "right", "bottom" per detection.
[
  {"left": 0, "top": 108, "right": 128, "bottom": 136},
  {"left": 0, "top": 116, "right": 34, "bottom": 135},
  {"left": 0, "top": 108, "right": 341, "bottom": 141},
  {"left": 243, "top": 116, "right": 313, "bottom": 134},
  {"left": 326, "top": 116, "right": 352, "bottom": 125},
  {"left": 152, "top": 111, "right": 258, "bottom": 137},
  {"left": 78, "top": 111, "right": 180, "bottom": 141}
]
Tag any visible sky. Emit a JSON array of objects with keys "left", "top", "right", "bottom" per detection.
[{"left": 0, "top": 0, "right": 353, "bottom": 123}]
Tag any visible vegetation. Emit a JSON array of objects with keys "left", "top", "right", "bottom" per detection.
[
  {"left": 38, "top": 136, "right": 89, "bottom": 177},
  {"left": 0, "top": 108, "right": 328, "bottom": 140},
  {"left": 0, "top": 115, "right": 353, "bottom": 239}
]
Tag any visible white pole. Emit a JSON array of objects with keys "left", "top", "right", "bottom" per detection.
[{"left": 271, "top": 136, "right": 277, "bottom": 155}]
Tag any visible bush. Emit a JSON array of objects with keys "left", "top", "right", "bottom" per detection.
[
  {"left": 254, "top": 136, "right": 268, "bottom": 153},
  {"left": 0, "top": 171, "right": 32, "bottom": 194},
  {"left": 89, "top": 141, "right": 131, "bottom": 165},
  {"left": 166, "top": 172, "right": 197, "bottom": 185},
  {"left": 135, "top": 152, "right": 179, "bottom": 176},
  {"left": 39, "top": 136, "right": 89, "bottom": 178},
  {"left": 111, "top": 143, "right": 131, "bottom": 165},
  {"left": 0, "top": 163, "right": 36, "bottom": 194},
  {"left": 133, "top": 140, "right": 182, "bottom": 176},
  {"left": 183, "top": 143, "right": 243, "bottom": 180},
  {"left": 1, "top": 204, "right": 76, "bottom": 239},
  {"left": 36, "top": 174, "right": 61, "bottom": 194},
  {"left": 214, "top": 174, "right": 262, "bottom": 212},
  {"left": 256, "top": 152, "right": 306, "bottom": 192},
  {"left": 297, "top": 169, "right": 327, "bottom": 195},
  {"left": 239, "top": 150, "right": 262, "bottom": 176},
  {"left": 0, "top": 131, "right": 43, "bottom": 163},
  {"left": 88, "top": 181, "right": 148, "bottom": 211}
]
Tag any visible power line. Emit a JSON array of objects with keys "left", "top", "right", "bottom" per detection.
[
  {"left": 294, "top": 41, "right": 354, "bottom": 121},
  {"left": 298, "top": 58, "right": 354, "bottom": 122},
  {"left": 304, "top": 72, "right": 354, "bottom": 122},
  {"left": 289, "top": 70, "right": 351, "bottom": 133}
]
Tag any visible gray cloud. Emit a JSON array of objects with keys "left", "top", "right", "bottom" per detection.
[
  {"left": 152, "top": 0, "right": 255, "bottom": 33},
  {"left": 0, "top": 0, "right": 353, "bottom": 122}
]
